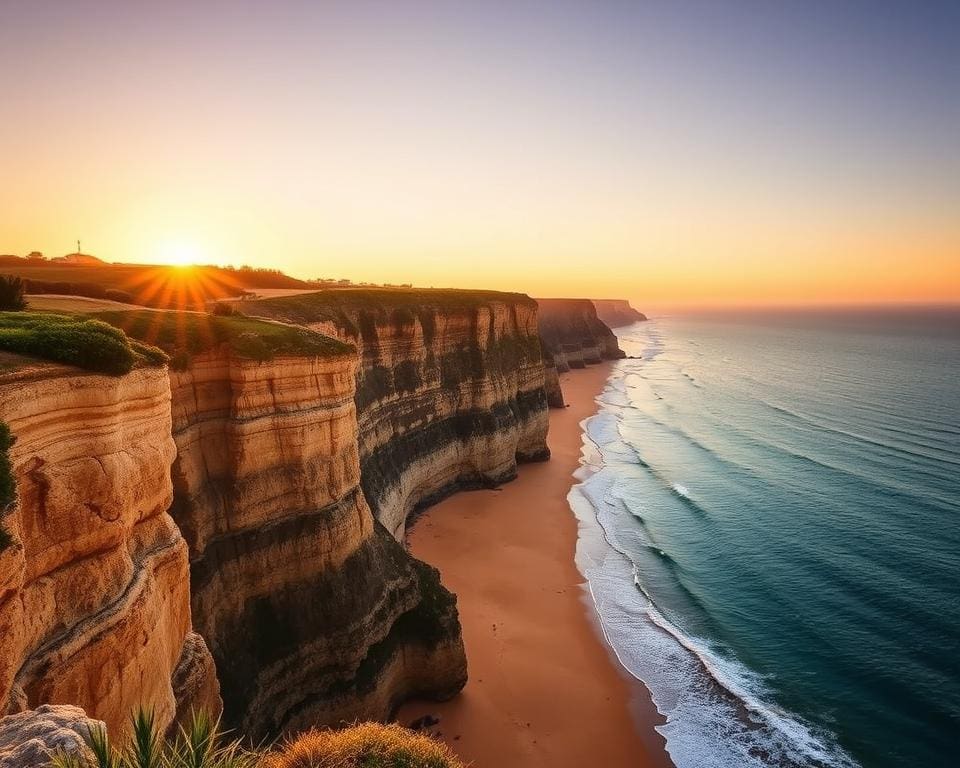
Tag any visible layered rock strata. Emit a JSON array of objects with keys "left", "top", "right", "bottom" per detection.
[
  {"left": 166, "top": 349, "right": 466, "bottom": 739},
  {"left": 0, "top": 361, "right": 219, "bottom": 736},
  {"left": 536, "top": 298, "right": 625, "bottom": 372},
  {"left": 591, "top": 298, "right": 647, "bottom": 328},
  {"left": 245, "top": 289, "right": 551, "bottom": 539}
]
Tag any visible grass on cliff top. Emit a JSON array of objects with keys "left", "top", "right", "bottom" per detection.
[
  {"left": 0, "top": 312, "right": 167, "bottom": 375},
  {"left": 50, "top": 709, "right": 463, "bottom": 768},
  {"left": 94, "top": 309, "right": 353, "bottom": 368},
  {"left": 265, "top": 723, "right": 465, "bottom": 768},
  {"left": 244, "top": 286, "right": 536, "bottom": 325}
]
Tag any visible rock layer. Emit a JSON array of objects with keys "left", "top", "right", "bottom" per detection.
[
  {"left": 0, "top": 362, "right": 219, "bottom": 736},
  {"left": 245, "top": 289, "right": 551, "bottom": 539},
  {"left": 166, "top": 348, "right": 466, "bottom": 740},
  {"left": 591, "top": 299, "right": 647, "bottom": 328},
  {"left": 536, "top": 298, "right": 625, "bottom": 372}
]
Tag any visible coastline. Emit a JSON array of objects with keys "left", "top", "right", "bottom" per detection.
[{"left": 398, "top": 362, "right": 673, "bottom": 768}]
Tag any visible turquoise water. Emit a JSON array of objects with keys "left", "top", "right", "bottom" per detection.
[{"left": 569, "top": 309, "right": 960, "bottom": 768}]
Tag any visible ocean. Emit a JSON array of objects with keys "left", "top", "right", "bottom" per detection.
[{"left": 569, "top": 308, "right": 960, "bottom": 768}]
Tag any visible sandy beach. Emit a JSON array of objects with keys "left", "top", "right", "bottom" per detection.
[{"left": 398, "top": 363, "right": 673, "bottom": 768}]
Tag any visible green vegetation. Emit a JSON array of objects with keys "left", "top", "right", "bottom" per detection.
[
  {"left": 95, "top": 311, "right": 353, "bottom": 369},
  {"left": 0, "top": 313, "right": 167, "bottom": 375},
  {"left": 0, "top": 275, "right": 27, "bottom": 311},
  {"left": 51, "top": 709, "right": 256, "bottom": 768},
  {"left": 0, "top": 421, "right": 14, "bottom": 552},
  {"left": 246, "top": 287, "right": 535, "bottom": 329},
  {"left": 49, "top": 709, "right": 462, "bottom": 768},
  {"left": 264, "top": 722, "right": 464, "bottom": 768}
]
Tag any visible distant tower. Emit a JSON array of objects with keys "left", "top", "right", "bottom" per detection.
[{"left": 77, "top": 239, "right": 81, "bottom": 254}]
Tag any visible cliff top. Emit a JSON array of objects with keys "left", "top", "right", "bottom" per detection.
[
  {"left": 244, "top": 286, "right": 536, "bottom": 326},
  {"left": 95, "top": 309, "right": 354, "bottom": 368},
  {"left": 0, "top": 311, "right": 167, "bottom": 375}
]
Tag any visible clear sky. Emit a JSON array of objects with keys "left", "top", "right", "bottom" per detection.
[{"left": 1, "top": 0, "right": 958, "bottom": 311}]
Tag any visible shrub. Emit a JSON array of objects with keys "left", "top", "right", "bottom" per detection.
[
  {"left": 209, "top": 302, "right": 237, "bottom": 317},
  {"left": 50, "top": 708, "right": 256, "bottom": 768},
  {"left": 0, "top": 313, "right": 169, "bottom": 375},
  {"left": 263, "top": 723, "right": 464, "bottom": 768},
  {"left": 0, "top": 275, "right": 27, "bottom": 311}
]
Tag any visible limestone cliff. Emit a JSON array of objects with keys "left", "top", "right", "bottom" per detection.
[
  {"left": 536, "top": 298, "right": 625, "bottom": 372},
  {"left": 0, "top": 293, "right": 554, "bottom": 743},
  {"left": 244, "top": 289, "right": 551, "bottom": 539},
  {"left": 591, "top": 299, "right": 647, "bottom": 328},
  {"left": 165, "top": 348, "right": 465, "bottom": 739},
  {"left": 0, "top": 359, "right": 219, "bottom": 736}
]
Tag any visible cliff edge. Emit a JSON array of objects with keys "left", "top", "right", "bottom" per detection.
[{"left": 591, "top": 299, "right": 647, "bottom": 328}]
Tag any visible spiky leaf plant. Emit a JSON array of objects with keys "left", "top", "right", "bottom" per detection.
[{"left": 124, "top": 709, "right": 164, "bottom": 768}]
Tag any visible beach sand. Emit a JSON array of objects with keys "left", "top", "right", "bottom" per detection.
[{"left": 397, "top": 362, "right": 673, "bottom": 768}]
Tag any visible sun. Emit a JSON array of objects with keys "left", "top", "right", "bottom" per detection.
[{"left": 157, "top": 241, "right": 203, "bottom": 268}]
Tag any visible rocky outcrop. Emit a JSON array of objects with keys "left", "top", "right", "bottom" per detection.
[
  {"left": 591, "top": 299, "right": 647, "bottom": 328},
  {"left": 0, "top": 361, "right": 219, "bottom": 736},
  {"left": 541, "top": 349, "right": 565, "bottom": 408},
  {"left": 536, "top": 298, "right": 625, "bottom": 372},
  {"left": 166, "top": 348, "right": 466, "bottom": 740},
  {"left": 245, "top": 289, "right": 551, "bottom": 539},
  {"left": 0, "top": 705, "right": 103, "bottom": 768}
]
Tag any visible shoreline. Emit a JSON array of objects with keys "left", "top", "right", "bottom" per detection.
[{"left": 398, "top": 363, "right": 673, "bottom": 768}]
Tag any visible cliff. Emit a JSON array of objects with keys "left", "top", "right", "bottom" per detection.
[
  {"left": 0, "top": 357, "right": 219, "bottom": 736},
  {"left": 0, "top": 291, "right": 554, "bottom": 742},
  {"left": 591, "top": 299, "right": 647, "bottom": 328},
  {"left": 535, "top": 298, "right": 625, "bottom": 372},
  {"left": 166, "top": 348, "right": 465, "bottom": 739},
  {"left": 243, "top": 288, "right": 551, "bottom": 539}
]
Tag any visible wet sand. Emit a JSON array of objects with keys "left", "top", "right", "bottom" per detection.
[{"left": 398, "top": 363, "right": 673, "bottom": 768}]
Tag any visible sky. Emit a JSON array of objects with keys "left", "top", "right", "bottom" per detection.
[{"left": 1, "top": 0, "right": 958, "bottom": 311}]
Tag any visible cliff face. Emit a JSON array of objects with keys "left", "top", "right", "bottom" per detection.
[
  {"left": 591, "top": 299, "right": 647, "bottom": 328},
  {"left": 244, "top": 289, "right": 551, "bottom": 539},
  {"left": 0, "top": 361, "right": 219, "bottom": 736},
  {"left": 0, "top": 292, "right": 552, "bottom": 742},
  {"left": 167, "top": 349, "right": 466, "bottom": 739},
  {"left": 536, "top": 298, "right": 625, "bottom": 372}
]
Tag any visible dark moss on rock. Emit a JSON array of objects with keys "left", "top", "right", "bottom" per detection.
[{"left": 0, "top": 421, "right": 14, "bottom": 552}]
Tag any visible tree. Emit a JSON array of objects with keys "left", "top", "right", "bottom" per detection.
[{"left": 0, "top": 275, "right": 27, "bottom": 311}]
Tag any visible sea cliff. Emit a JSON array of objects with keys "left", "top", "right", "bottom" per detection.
[
  {"left": 0, "top": 289, "right": 559, "bottom": 745},
  {"left": 591, "top": 299, "right": 647, "bottom": 328},
  {"left": 243, "top": 289, "right": 551, "bottom": 539},
  {"left": 0, "top": 358, "right": 219, "bottom": 736},
  {"left": 166, "top": 347, "right": 465, "bottom": 739},
  {"left": 536, "top": 298, "right": 625, "bottom": 371}
]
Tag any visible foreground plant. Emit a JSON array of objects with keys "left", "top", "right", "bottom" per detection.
[
  {"left": 262, "top": 722, "right": 464, "bottom": 768},
  {"left": 50, "top": 709, "right": 255, "bottom": 768}
]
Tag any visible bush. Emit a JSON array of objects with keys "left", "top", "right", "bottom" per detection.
[
  {"left": 51, "top": 708, "right": 256, "bottom": 768},
  {"left": 0, "top": 313, "right": 167, "bottom": 375},
  {"left": 49, "top": 711, "right": 462, "bottom": 768},
  {"left": 264, "top": 723, "right": 464, "bottom": 768},
  {"left": 209, "top": 302, "right": 237, "bottom": 317},
  {"left": 0, "top": 275, "right": 27, "bottom": 311}
]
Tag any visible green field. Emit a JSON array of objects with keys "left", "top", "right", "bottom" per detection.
[{"left": 95, "top": 310, "right": 353, "bottom": 368}]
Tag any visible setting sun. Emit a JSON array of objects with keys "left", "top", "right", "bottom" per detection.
[{"left": 157, "top": 241, "right": 202, "bottom": 268}]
